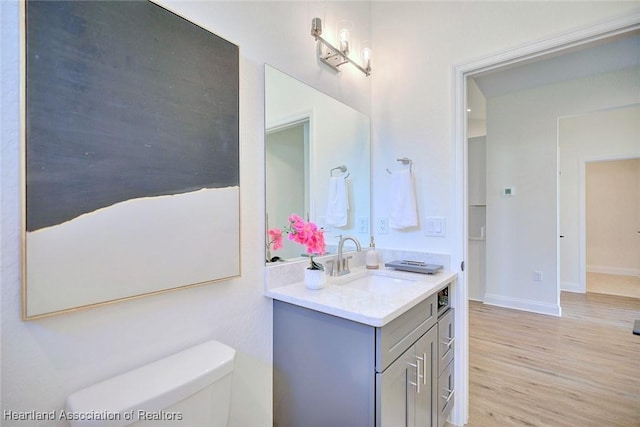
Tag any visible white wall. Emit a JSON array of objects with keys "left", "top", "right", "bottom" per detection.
[
  {"left": 484, "top": 68, "right": 640, "bottom": 315},
  {"left": 559, "top": 105, "right": 640, "bottom": 290},
  {"left": 1, "top": 1, "right": 371, "bottom": 425},
  {"left": 586, "top": 158, "right": 640, "bottom": 275}
]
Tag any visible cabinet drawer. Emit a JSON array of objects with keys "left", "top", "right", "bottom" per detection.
[
  {"left": 438, "top": 359, "right": 455, "bottom": 427},
  {"left": 376, "top": 293, "right": 437, "bottom": 372},
  {"left": 438, "top": 308, "right": 454, "bottom": 375}
]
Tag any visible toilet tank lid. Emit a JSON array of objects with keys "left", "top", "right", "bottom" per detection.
[{"left": 65, "top": 340, "right": 235, "bottom": 427}]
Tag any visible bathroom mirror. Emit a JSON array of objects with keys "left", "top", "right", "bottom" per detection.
[{"left": 265, "top": 65, "right": 371, "bottom": 262}]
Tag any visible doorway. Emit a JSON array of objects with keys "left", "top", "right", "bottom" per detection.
[
  {"left": 585, "top": 158, "right": 640, "bottom": 298},
  {"left": 266, "top": 120, "right": 310, "bottom": 260},
  {"left": 467, "top": 78, "right": 487, "bottom": 302},
  {"left": 453, "top": 17, "right": 640, "bottom": 427},
  {"left": 558, "top": 106, "right": 640, "bottom": 296}
]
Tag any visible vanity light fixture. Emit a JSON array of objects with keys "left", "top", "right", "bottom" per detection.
[{"left": 310, "top": 18, "right": 371, "bottom": 76}]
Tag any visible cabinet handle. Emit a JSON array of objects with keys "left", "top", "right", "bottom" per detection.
[
  {"left": 408, "top": 358, "right": 423, "bottom": 393},
  {"left": 441, "top": 388, "right": 455, "bottom": 404},
  {"left": 419, "top": 353, "right": 427, "bottom": 385},
  {"left": 441, "top": 337, "right": 454, "bottom": 348}
]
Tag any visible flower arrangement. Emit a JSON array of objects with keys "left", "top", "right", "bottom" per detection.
[{"left": 267, "top": 214, "right": 326, "bottom": 270}]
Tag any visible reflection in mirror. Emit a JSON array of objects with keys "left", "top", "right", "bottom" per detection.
[{"left": 265, "top": 65, "right": 370, "bottom": 263}]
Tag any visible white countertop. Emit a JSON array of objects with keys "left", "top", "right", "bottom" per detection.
[{"left": 265, "top": 266, "right": 457, "bottom": 327}]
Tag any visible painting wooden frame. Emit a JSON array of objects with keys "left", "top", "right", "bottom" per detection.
[{"left": 22, "top": 0, "right": 240, "bottom": 319}]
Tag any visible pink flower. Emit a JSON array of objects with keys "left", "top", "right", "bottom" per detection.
[
  {"left": 269, "top": 213, "right": 326, "bottom": 258},
  {"left": 268, "top": 228, "right": 283, "bottom": 251},
  {"left": 305, "top": 229, "right": 326, "bottom": 255}
]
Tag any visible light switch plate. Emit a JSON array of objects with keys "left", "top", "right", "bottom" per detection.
[
  {"left": 425, "top": 217, "right": 446, "bottom": 237},
  {"left": 376, "top": 217, "right": 388, "bottom": 234}
]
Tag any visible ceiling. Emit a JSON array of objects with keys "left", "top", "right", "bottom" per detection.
[{"left": 467, "top": 30, "right": 640, "bottom": 121}]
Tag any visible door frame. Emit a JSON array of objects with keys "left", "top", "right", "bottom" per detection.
[{"left": 451, "top": 13, "right": 640, "bottom": 426}]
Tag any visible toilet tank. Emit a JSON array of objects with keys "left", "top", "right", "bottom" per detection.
[{"left": 65, "top": 340, "right": 235, "bottom": 427}]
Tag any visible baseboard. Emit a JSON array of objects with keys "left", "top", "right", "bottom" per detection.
[
  {"left": 561, "top": 281, "right": 584, "bottom": 293},
  {"left": 587, "top": 265, "right": 640, "bottom": 277},
  {"left": 483, "top": 294, "right": 561, "bottom": 317}
]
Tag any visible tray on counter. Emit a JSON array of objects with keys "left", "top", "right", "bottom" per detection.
[{"left": 384, "top": 260, "right": 443, "bottom": 274}]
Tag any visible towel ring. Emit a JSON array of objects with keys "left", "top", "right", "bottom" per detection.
[
  {"left": 330, "top": 165, "right": 350, "bottom": 178},
  {"left": 386, "top": 157, "right": 412, "bottom": 174}
]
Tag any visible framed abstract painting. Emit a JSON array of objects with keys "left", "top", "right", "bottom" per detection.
[{"left": 22, "top": 0, "right": 240, "bottom": 318}]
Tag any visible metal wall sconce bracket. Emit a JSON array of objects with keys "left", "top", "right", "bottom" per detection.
[{"left": 311, "top": 18, "right": 371, "bottom": 76}]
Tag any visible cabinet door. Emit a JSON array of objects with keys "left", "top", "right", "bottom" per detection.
[
  {"left": 414, "top": 326, "right": 438, "bottom": 427},
  {"left": 377, "top": 326, "right": 438, "bottom": 427},
  {"left": 376, "top": 347, "right": 416, "bottom": 427}
]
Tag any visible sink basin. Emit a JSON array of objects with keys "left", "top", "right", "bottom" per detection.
[{"left": 339, "top": 273, "right": 417, "bottom": 294}]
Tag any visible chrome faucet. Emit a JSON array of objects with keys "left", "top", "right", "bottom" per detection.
[{"left": 331, "top": 235, "right": 362, "bottom": 276}]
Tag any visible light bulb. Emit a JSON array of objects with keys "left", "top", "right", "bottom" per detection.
[
  {"left": 337, "top": 20, "right": 352, "bottom": 55},
  {"left": 339, "top": 29, "right": 350, "bottom": 54},
  {"left": 361, "top": 44, "right": 372, "bottom": 73},
  {"left": 339, "top": 28, "right": 350, "bottom": 43}
]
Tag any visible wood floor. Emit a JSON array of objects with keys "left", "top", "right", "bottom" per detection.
[{"left": 465, "top": 292, "right": 640, "bottom": 427}]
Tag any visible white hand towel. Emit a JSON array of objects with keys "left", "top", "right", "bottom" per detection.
[
  {"left": 389, "top": 169, "right": 418, "bottom": 229},
  {"left": 325, "top": 176, "right": 349, "bottom": 227}
]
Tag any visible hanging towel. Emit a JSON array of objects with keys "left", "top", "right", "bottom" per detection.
[
  {"left": 389, "top": 169, "right": 418, "bottom": 229},
  {"left": 325, "top": 176, "right": 349, "bottom": 227}
]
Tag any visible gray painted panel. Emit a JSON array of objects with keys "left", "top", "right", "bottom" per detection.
[{"left": 274, "top": 300, "right": 376, "bottom": 427}]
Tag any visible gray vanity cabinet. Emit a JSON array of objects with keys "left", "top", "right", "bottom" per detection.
[{"left": 273, "top": 291, "right": 443, "bottom": 427}]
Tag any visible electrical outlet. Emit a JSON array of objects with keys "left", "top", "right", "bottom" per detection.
[
  {"left": 357, "top": 216, "right": 369, "bottom": 234},
  {"left": 533, "top": 271, "right": 543, "bottom": 282},
  {"left": 376, "top": 217, "right": 388, "bottom": 234}
]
